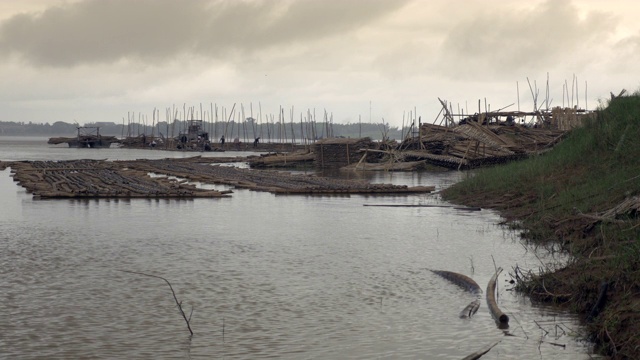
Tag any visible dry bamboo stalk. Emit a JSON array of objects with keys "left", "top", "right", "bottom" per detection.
[{"left": 486, "top": 267, "right": 509, "bottom": 326}]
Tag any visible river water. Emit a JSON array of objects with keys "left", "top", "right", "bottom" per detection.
[{"left": 1, "top": 137, "right": 595, "bottom": 359}]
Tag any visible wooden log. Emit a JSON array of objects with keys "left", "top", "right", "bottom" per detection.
[{"left": 431, "top": 269, "right": 482, "bottom": 294}]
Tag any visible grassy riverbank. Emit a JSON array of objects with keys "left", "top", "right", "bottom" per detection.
[{"left": 442, "top": 94, "right": 640, "bottom": 359}]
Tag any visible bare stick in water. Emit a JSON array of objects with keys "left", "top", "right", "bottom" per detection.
[
  {"left": 461, "top": 340, "right": 501, "bottom": 360},
  {"left": 119, "top": 270, "right": 194, "bottom": 336},
  {"left": 486, "top": 267, "right": 509, "bottom": 327}
]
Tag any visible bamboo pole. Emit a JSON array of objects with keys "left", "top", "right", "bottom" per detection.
[
  {"left": 486, "top": 267, "right": 509, "bottom": 326},
  {"left": 290, "top": 106, "right": 296, "bottom": 146}
]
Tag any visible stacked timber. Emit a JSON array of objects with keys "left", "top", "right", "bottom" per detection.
[
  {"left": 492, "top": 125, "right": 566, "bottom": 153},
  {"left": 314, "top": 137, "right": 378, "bottom": 168},
  {"left": 453, "top": 122, "right": 515, "bottom": 153},
  {"left": 341, "top": 160, "right": 426, "bottom": 172},
  {"left": 248, "top": 150, "right": 316, "bottom": 168}
]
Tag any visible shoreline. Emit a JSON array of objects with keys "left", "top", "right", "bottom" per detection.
[{"left": 441, "top": 95, "right": 640, "bottom": 359}]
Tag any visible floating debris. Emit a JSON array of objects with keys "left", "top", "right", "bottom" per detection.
[
  {"left": 430, "top": 269, "right": 483, "bottom": 295},
  {"left": 430, "top": 269, "right": 482, "bottom": 319}
]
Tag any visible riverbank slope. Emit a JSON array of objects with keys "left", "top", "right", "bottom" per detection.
[{"left": 442, "top": 94, "right": 640, "bottom": 359}]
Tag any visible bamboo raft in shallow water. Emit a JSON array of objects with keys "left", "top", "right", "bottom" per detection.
[
  {"left": 2, "top": 160, "right": 231, "bottom": 199},
  {"left": 1, "top": 158, "right": 435, "bottom": 199}
]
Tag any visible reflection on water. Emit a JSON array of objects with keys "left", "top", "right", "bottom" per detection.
[{"left": 0, "top": 137, "right": 593, "bottom": 359}]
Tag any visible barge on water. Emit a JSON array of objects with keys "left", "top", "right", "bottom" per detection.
[{"left": 48, "top": 126, "right": 120, "bottom": 148}]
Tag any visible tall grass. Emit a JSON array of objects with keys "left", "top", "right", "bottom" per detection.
[{"left": 445, "top": 93, "right": 640, "bottom": 234}]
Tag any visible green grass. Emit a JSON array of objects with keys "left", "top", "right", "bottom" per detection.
[{"left": 442, "top": 93, "right": 640, "bottom": 358}]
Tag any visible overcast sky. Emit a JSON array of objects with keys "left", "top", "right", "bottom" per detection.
[{"left": 1, "top": 0, "right": 639, "bottom": 127}]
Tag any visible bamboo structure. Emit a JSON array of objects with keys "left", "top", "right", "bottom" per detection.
[
  {"left": 398, "top": 120, "right": 570, "bottom": 169},
  {"left": 313, "top": 137, "right": 378, "bottom": 168}
]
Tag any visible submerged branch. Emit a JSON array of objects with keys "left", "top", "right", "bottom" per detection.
[{"left": 119, "top": 270, "right": 194, "bottom": 336}]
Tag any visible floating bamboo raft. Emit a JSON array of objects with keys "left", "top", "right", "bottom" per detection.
[
  {"left": 1, "top": 157, "right": 434, "bottom": 199},
  {"left": 1, "top": 160, "right": 230, "bottom": 199},
  {"left": 119, "top": 157, "right": 434, "bottom": 194}
]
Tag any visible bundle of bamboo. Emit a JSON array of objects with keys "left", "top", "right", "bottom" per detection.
[
  {"left": 399, "top": 121, "right": 571, "bottom": 169},
  {"left": 313, "top": 137, "right": 378, "bottom": 168}
]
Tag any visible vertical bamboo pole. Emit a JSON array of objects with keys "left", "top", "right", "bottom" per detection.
[
  {"left": 300, "top": 113, "right": 304, "bottom": 146},
  {"left": 258, "top": 102, "right": 263, "bottom": 141},
  {"left": 575, "top": 75, "right": 579, "bottom": 109},
  {"left": 585, "top": 81, "right": 588, "bottom": 111},
  {"left": 517, "top": 81, "right": 520, "bottom": 112},
  {"left": 571, "top": 74, "right": 575, "bottom": 108},
  {"left": 290, "top": 106, "right": 296, "bottom": 146}
]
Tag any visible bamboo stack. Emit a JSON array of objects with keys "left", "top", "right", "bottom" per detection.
[
  {"left": 313, "top": 137, "right": 377, "bottom": 168},
  {"left": 409, "top": 121, "right": 570, "bottom": 169},
  {"left": 248, "top": 150, "right": 315, "bottom": 168},
  {"left": 550, "top": 106, "right": 596, "bottom": 130}
]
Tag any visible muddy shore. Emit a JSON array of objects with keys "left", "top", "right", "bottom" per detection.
[{"left": 441, "top": 95, "right": 640, "bottom": 359}]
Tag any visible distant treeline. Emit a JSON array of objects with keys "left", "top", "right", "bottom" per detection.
[{"left": 0, "top": 120, "right": 419, "bottom": 141}]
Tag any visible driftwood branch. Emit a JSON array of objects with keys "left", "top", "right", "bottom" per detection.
[
  {"left": 461, "top": 340, "right": 500, "bottom": 360},
  {"left": 119, "top": 270, "right": 194, "bottom": 336}
]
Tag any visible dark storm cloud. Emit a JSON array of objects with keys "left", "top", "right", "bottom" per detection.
[
  {"left": 0, "top": 0, "right": 408, "bottom": 67},
  {"left": 439, "top": 0, "right": 615, "bottom": 75}
]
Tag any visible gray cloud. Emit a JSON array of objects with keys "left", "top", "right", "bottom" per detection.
[
  {"left": 437, "top": 0, "right": 616, "bottom": 77},
  {"left": 611, "top": 32, "right": 640, "bottom": 74},
  {"left": 0, "top": 0, "right": 409, "bottom": 67}
]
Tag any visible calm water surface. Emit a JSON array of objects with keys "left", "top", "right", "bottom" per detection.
[{"left": 1, "top": 137, "right": 594, "bottom": 359}]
